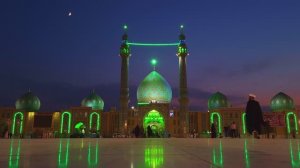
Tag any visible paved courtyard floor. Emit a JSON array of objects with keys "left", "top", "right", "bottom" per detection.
[{"left": 0, "top": 138, "right": 298, "bottom": 168}]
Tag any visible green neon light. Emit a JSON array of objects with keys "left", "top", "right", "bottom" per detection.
[
  {"left": 289, "top": 141, "right": 300, "bottom": 167},
  {"left": 210, "top": 112, "right": 222, "bottom": 134},
  {"left": 242, "top": 113, "right": 247, "bottom": 134},
  {"left": 143, "top": 110, "right": 165, "bottom": 136},
  {"left": 58, "top": 139, "right": 70, "bottom": 168},
  {"left": 286, "top": 112, "right": 298, "bottom": 134},
  {"left": 12, "top": 112, "right": 24, "bottom": 135},
  {"left": 89, "top": 112, "right": 100, "bottom": 131},
  {"left": 244, "top": 140, "right": 250, "bottom": 168},
  {"left": 9, "top": 140, "right": 21, "bottom": 168},
  {"left": 151, "top": 59, "right": 157, "bottom": 67},
  {"left": 123, "top": 24, "right": 128, "bottom": 30},
  {"left": 144, "top": 146, "right": 164, "bottom": 168},
  {"left": 60, "top": 112, "right": 72, "bottom": 134},
  {"left": 138, "top": 102, "right": 149, "bottom": 105},
  {"left": 212, "top": 141, "right": 223, "bottom": 167},
  {"left": 88, "top": 142, "right": 99, "bottom": 166},
  {"left": 75, "top": 122, "right": 84, "bottom": 129},
  {"left": 127, "top": 42, "right": 180, "bottom": 46}
]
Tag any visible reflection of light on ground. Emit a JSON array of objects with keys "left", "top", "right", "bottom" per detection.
[
  {"left": 144, "top": 146, "right": 164, "bottom": 168},
  {"left": 244, "top": 140, "right": 250, "bottom": 168},
  {"left": 58, "top": 139, "right": 70, "bottom": 168},
  {"left": 212, "top": 141, "right": 223, "bottom": 167},
  {"left": 289, "top": 140, "right": 300, "bottom": 168},
  {"left": 88, "top": 141, "right": 99, "bottom": 167},
  {"left": 9, "top": 140, "right": 21, "bottom": 168}
]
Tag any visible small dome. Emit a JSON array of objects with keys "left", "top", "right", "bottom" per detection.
[
  {"left": 208, "top": 92, "right": 230, "bottom": 110},
  {"left": 81, "top": 91, "right": 104, "bottom": 110},
  {"left": 270, "top": 92, "right": 295, "bottom": 112},
  {"left": 137, "top": 71, "right": 172, "bottom": 104},
  {"left": 15, "top": 90, "right": 41, "bottom": 112}
]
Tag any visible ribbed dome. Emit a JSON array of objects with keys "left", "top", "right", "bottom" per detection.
[
  {"left": 15, "top": 90, "right": 41, "bottom": 112},
  {"left": 137, "top": 71, "right": 172, "bottom": 104},
  {"left": 81, "top": 91, "right": 104, "bottom": 110},
  {"left": 208, "top": 92, "right": 230, "bottom": 110},
  {"left": 270, "top": 92, "right": 295, "bottom": 112}
]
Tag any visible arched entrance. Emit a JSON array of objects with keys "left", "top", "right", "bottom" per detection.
[
  {"left": 89, "top": 112, "right": 100, "bottom": 133},
  {"left": 60, "top": 112, "right": 72, "bottom": 134},
  {"left": 286, "top": 112, "right": 298, "bottom": 135},
  {"left": 143, "top": 110, "right": 165, "bottom": 137},
  {"left": 210, "top": 112, "right": 222, "bottom": 134},
  {"left": 12, "top": 112, "right": 24, "bottom": 136}
]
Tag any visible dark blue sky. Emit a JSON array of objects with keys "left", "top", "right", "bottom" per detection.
[{"left": 1, "top": 0, "right": 299, "bottom": 111}]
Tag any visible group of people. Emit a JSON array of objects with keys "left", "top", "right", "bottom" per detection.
[
  {"left": 133, "top": 124, "right": 161, "bottom": 138},
  {"left": 211, "top": 94, "right": 264, "bottom": 139}
]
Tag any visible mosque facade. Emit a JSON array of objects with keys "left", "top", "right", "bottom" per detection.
[{"left": 0, "top": 27, "right": 299, "bottom": 139}]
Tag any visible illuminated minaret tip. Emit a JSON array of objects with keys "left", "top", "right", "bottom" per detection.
[
  {"left": 177, "top": 24, "right": 189, "bottom": 137},
  {"left": 151, "top": 58, "right": 157, "bottom": 70}
]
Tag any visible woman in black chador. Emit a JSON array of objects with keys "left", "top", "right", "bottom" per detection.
[
  {"left": 147, "top": 125, "right": 153, "bottom": 138},
  {"left": 245, "top": 94, "right": 264, "bottom": 135}
]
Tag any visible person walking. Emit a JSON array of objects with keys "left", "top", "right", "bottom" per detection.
[{"left": 245, "top": 94, "right": 264, "bottom": 138}]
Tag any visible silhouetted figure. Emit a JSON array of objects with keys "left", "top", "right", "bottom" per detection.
[
  {"left": 211, "top": 123, "right": 217, "bottom": 138},
  {"left": 245, "top": 94, "right": 264, "bottom": 136},
  {"left": 147, "top": 125, "right": 153, "bottom": 138},
  {"left": 230, "top": 121, "right": 237, "bottom": 138},
  {"left": 134, "top": 124, "right": 140, "bottom": 138}
]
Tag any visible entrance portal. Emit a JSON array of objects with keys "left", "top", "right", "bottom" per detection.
[{"left": 143, "top": 110, "right": 165, "bottom": 137}]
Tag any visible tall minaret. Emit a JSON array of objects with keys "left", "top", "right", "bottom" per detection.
[
  {"left": 177, "top": 25, "right": 189, "bottom": 137},
  {"left": 119, "top": 25, "right": 130, "bottom": 134}
]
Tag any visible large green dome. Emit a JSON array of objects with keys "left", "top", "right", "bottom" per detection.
[
  {"left": 208, "top": 92, "right": 230, "bottom": 110},
  {"left": 81, "top": 91, "right": 104, "bottom": 110},
  {"left": 15, "top": 91, "right": 41, "bottom": 112},
  {"left": 270, "top": 92, "right": 295, "bottom": 112},
  {"left": 137, "top": 71, "right": 172, "bottom": 104}
]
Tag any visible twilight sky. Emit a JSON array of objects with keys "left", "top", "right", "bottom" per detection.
[{"left": 0, "top": 0, "right": 299, "bottom": 112}]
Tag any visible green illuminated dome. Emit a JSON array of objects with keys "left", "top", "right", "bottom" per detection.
[
  {"left": 137, "top": 71, "right": 172, "bottom": 104},
  {"left": 208, "top": 92, "right": 230, "bottom": 110},
  {"left": 81, "top": 91, "right": 104, "bottom": 110},
  {"left": 15, "top": 90, "right": 41, "bottom": 112},
  {"left": 270, "top": 92, "right": 295, "bottom": 112}
]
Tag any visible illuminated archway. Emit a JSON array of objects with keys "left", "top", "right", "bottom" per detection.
[
  {"left": 12, "top": 112, "right": 24, "bottom": 135},
  {"left": 210, "top": 112, "right": 222, "bottom": 134},
  {"left": 242, "top": 113, "right": 247, "bottom": 135},
  {"left": 60, "top": 112, "right": 72, "bottom": 134},
  {"left": 89, "top": 112, "right": 100, "bottom": 132},
  {"left": 286, "top": 112, "right": 298, "bottom": 135},
  {"left": 143, "top": 110, "right": 165, "bottom": 137}
]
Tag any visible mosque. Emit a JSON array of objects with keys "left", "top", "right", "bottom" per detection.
[{"left": 0, "top": 26, "right": 299, "bottom": 138}]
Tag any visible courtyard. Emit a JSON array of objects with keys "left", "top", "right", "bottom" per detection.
[{"left": 0, "top": 138, "right": 298, "bottom": 168}]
